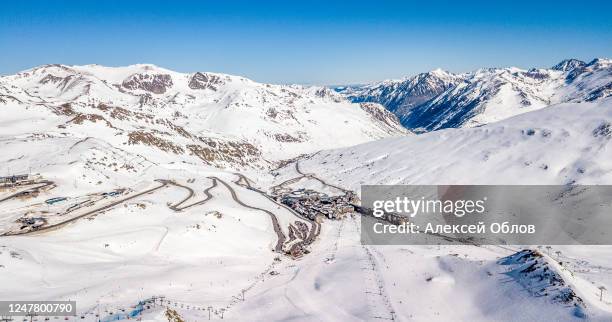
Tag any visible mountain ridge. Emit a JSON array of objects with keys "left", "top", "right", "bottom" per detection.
[
  {"left": 337, "top": 58, "right": 612, "bottom": 132},
  {"left": 0, "top": 63, "right": 408, "bottom": 171}
]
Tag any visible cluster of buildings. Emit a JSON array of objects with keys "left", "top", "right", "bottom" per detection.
[
  {"left": 0, "top": 174, "right": 29, "bottom": 185},
  {"left": 278, "top": 188, "right": 356, "bottom": 220}
]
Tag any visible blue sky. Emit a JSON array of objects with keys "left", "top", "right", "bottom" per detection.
[{"left": 1, "top": 0, "right": 611, "bottom": 84}]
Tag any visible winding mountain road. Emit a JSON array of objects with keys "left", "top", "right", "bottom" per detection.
[
  {"left": 2, "top": 174, "right": 320, "bottom": 256},
  {"left": 271, "top": 161, "right": 348, "bottom": 195},
  {"left": 167, "top": 178, "right": 218, "bottom": 211},
  {"left": 295, "top": 162, "right": 348, "bottom": 193},
  {"left": 210, "top": 176, "right": 286, "bottom": 253},
  {"left": 233, "top": 173, "right": 320, "bottom": 249}
]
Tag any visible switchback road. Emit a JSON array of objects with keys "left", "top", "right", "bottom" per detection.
[
  {"left": 233, "top": 173, "right": 320, "bottom": 255},
  {"left": 210, "top": 176, "right": 286, "bottom": 253},
  {"left": 167, "top": 178, "right": 218, "bottom": 211},
  {"left": 271, "top": 161, "right": 348, "bottom": 195}
]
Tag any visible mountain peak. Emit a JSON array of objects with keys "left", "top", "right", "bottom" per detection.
[
  {"left": 424, "top": 68, "right": 457, "bottom": 81},
  {"left": 551, "top": 59, "right": 586, "bottom": 71},
  {"left": 586, "top": 58, "right": 612, "bottom": 68},
  {"left": 430, "top": 68, "right": 447, "bottom": 75}
]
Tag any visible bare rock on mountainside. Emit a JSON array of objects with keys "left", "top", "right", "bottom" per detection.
[
  {"left": 54, "top": 103, "right": 76, "bottom": 116},
  {"left": 188, "top": 72, "right": 225, "bottom": 90},
  {"left": 499, "top": 249, "right": 586, "bottom": 318},
  {"left": 552, "top": 59, "right": 587, "bottom": 72},
  {"left": 67, "top": 113, "right": 114, "bottom": 128},
  {"left": 128, "top": 130, "right": 185, "bottom": 154},
  {"left": 187, "top": 137, "right": 264, "bottom": 168},
  {"left": 359, "top": 102, "right": 408, "bottom": 133},
  {"left": 165, "top": 309, "right": 185, "bottom": 322},
  {"left": 312, "top": 87, "right": 344, "bottom": 103},
  {"left": 122, "top": 73, "right": 173, "bottom": 94},
  {"left": 39, "top": 73, "right": 65, "bottom": 85},
  {"left": 273, "top": 133, "right": 303, "bottom": 143}
]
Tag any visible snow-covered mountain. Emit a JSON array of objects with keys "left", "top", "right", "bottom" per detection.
[
  {"left": 2, "top": 62, "right": 612, "bottom": 322},
  {"left": 0, "top": 64, "right": 407, "bottom": 170},
  {"left": 341, "top": 69, "right": 461, "bottom": 115},
  {"left": 339, "top": 58, "right": 612, "bottom": 132}
]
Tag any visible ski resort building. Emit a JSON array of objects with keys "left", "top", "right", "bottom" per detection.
[
  {"left": 278, "top": 189, "right": 355, "bottom": 220},
  {"left": 0, "top": 174, "right": 29, "bottom": 184}
]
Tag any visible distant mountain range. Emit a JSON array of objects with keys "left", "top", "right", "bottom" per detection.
[{"left": 337, "top": 58, "right": 612, "bottom": 132}]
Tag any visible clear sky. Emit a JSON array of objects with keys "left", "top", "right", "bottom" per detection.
[{"left": 1, "top": 0, "right": 611, "bottom": 84}]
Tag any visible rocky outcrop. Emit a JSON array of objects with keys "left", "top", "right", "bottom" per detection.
[
  {"left": 39, "top": 74, "right": 65, "bottom": 85},
  {"left": 187, "top": 137, "right": 263, "bottom": 168},
  {"left": 127, "top": 130, "right": 184, "bottom": 154},
  {"left": 188, "top": 72, "right": 224, "bottom": 91},
  {"left": 499, "top": 249, "right": 586, "bottom": 318},
  {"left": 359, "top": 102, "right": 408, "bottom": 134},
  {"left": 122, "top": 73, "right": 173, "bottom": 94},
  {"left": 552, "top": 59, "right": 586, "bottom": 72}
]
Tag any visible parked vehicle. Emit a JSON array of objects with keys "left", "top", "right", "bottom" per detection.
[
  {"left": 45, "top": 197, "right": 67, "bottom": 205},
  {"left": 102, "top": 190, "right": 123, "bottom": 197}
]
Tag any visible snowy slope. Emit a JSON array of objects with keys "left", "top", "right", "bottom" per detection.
[
  {"left": 297, "top": 98, "right": 612, "bottom": 188},
  {"left": 271, "top": 98, "right": 612, "bottom": 321},
  {"left": 339, "top": 58, "right": 612, "bottom": 132}
]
